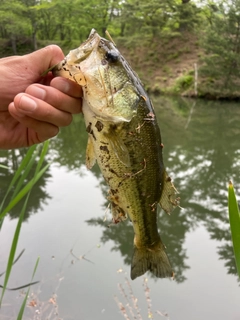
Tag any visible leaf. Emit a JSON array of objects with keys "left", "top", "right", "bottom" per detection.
[
  {"left": 0, "top": 145, "right": 37, "bottom": 214},
  {"left": 0, "top": 165, "right": 9, "bottom": 170},
  {"left": 0, "top": 194, "right": 30, "bottom": 305},
  {"left": 0, "top": 163, "right": 50, "bottom": 220},
  {"left": 16, "top": 257, "right": 40, "bottom": 320},
  {"left": 0, "top": 141, "right": 49, "bottom": 307},
  {"left": 228, "top": 181, "right": 240, "bottom": 277},
  {"left": 0, "top": 249, "right": 25, "bottom": 277},
  {"left": 41, "top": 64, "right": 58, "bottom": 76},
  {"left": 0, "top": 280, "right": 39, "bottom": 291}
]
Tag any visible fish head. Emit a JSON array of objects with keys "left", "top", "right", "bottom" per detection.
[{"left": 53, "top": 29, "right": 140, "bottom": 122}]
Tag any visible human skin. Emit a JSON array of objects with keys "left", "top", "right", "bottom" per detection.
[{"left": 0, "top": 45, "right": 82, "bottom": 149}]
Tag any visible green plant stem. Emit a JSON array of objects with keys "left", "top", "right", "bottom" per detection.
[{"left": 228, "top": 181, "right": 240, "bottom": 277}]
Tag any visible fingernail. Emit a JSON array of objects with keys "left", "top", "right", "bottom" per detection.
[
  {"left": 52, "top": 126, "right": 59, "bottom": 137},
  {"left": 28, "top": 86, "right": 46, "bottom": 100},
  {"left": 53, "top": 78, "right": 70, "bottom": 94},
  {"left": 18, "top": 96, "right": 37, "bottom": 113}
]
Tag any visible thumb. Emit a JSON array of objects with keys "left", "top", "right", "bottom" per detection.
[
  {"left": 1, "top": 45, "right": 65, "bottom": 109},
  {"left": 25, "top": 45, "right": 65, "bottom": 78}
]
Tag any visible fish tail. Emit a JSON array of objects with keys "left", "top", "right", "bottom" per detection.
[{"left": 130, "top": 241, "right": 173, "bottom": 280}]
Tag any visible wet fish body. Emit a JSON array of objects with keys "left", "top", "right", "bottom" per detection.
[{"left": 53, "top": 30, "right": 179, "bottom": 280}]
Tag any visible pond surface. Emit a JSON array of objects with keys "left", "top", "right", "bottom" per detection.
[{"left": 0, "top": 96, "right": 240, "bottom": 320}]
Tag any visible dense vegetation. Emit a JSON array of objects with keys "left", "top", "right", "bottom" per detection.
[{"left": 1, "top": 0, "right": 240, "bottom": 98}]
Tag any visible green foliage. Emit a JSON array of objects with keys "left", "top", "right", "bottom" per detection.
[
  {"left": 228, "top": 181, "right": 240, "bottom": 278},
  {"left": 119, "top": 0, "right": 201, "bottom": 39},
  {"left": 200, "top": 0, "right": 240, "bottom": 91},
  {"left": 0, "top": 0, "right": 211, "bottom": 54},
  {"left": 0, "top": 0, "right": 240, "bottom": 98},
  {"left": 0, "top": 142, "right": 49, "bottom": 310},
  {"left": 173, "top": 74, "right": 193, "bottom": 93},
  {"left": 0, "top": 0, "right": 122, "bottom": 53}
]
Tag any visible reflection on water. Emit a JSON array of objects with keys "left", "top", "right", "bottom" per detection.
[
  {"left": 1, "top": 96, "right": 240, "bottom": 318},
  {"left": 0, "top": 148, "right": 51, "bottom": 221},
  {"left": 87, "top": 96, "right": 240, "bottom": 282}
]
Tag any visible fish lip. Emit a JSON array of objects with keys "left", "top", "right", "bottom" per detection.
[
  {"left": 88, "top": 28, "right": 97, "bottom": 38},
  {"left": 87, "top": 29, "right": 117, "bottom": 54},
  {"left": 85, "top": 28, "right": 101, "bottom": 46},
  {"left": 56, "top": 31, "right": 102, "bottom": 69}
]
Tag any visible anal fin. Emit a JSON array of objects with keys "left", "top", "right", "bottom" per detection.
[{"left": 159, "top": 170, "right": 180, "bottom": 214}]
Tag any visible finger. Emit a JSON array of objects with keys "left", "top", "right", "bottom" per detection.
[
  {"left": 50, "top": 77, "right": 82, "bottom": 98},
  {"left": 1, "top": 45, "right": 65, "bottom": 110},
  {"left": 10, "top": 93, "right": 73, "bottom": 127},
  {"left": 8, "top": 102, "right": 59, "bottom": 142},
  {"left": 26, "top": 45, "right": 65, "bottom": 77},
  {"left": 25, "top": 84, "right": 82, "bottom": 114}
]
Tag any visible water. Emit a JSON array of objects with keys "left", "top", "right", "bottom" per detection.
[{"left": 0, "top": 96, "right": 240, "bottom": 320}]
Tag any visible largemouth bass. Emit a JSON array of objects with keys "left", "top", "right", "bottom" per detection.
[{"left": 53, "top": 29, "right": 179, "bottom": 280}]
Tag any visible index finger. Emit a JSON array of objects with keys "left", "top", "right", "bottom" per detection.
[{"left": 50, "top": 77, "right": 83, "bottom": 98}]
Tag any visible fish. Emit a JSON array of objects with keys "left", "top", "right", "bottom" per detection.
[{"left": 53, "top": 29, "right": 180, "bottom": 280}]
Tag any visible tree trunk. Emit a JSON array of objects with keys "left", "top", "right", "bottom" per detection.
[
  {"left": 11, "top": 34, "right": 17, "bottom": 55},
  {"left": 32, "top": 31, "right": 37, "bottom": 51},
  {"left": 32, "top": 21, "right": 38, "bottom": 50}
]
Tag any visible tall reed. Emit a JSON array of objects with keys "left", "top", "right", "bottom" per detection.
[{"left": 0, "top": 141, "right": 50, "bottom": 316}]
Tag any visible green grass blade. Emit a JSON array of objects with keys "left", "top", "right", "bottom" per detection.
[
  {"left": 0, "top": 163, "right": 50, "bottom": 220},
  {"left": 0, "top": 194, "right": 30, "bottom": 305},
  {"left": 35, "top": 140, "right": 49, "bottom": 172},
  {"left": 0, "top": 142, "right": 49, "bottom": 220},
  {"left": 11, "top": 142, "right": 49, "bottom": 201},
  {"left": 16, "top": 257, "right": 40, "bottom": 320},
  {"left": 10, "top": 149, "right": 39, "bottom": 201},
  {"left": 228, "top": 181, "right": 240, "bottom": 277},
  {"left": 0, "top": 146, "right": 37, "bottom": 213},
  {"left": 0, "top": 165, "right": 9, "bottom": 169},
  {"left": 0, "top": 249, "right": 25, "bottom": 277},
  {"left": 0, "top": 280, "right": 39, "bottom": 291},
  {"left": 0, "top": 141, "right": 49, "bottom": 307}
]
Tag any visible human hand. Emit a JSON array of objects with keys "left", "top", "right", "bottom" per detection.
[{"left": 0, "top": 45, "right": 82, "bottom": 149}]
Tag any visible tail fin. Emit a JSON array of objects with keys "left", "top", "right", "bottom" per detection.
[{"left": 131, "top": 242, "right": 173, "bottom": 280}]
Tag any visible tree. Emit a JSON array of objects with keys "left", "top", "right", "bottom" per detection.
[
  {"left": 201, "top": 0, "right": 240, "bottom": 91},
  {"left": 0, "top": 0, "right": 29, "bottom": 54}
]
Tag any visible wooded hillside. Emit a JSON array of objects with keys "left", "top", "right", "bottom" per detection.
[{"left": 1, "top": 0, "right": 240, "bottom": 99}]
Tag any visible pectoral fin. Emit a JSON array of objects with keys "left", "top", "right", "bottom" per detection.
[
  {"left": 105, "top": 132, "right": 131, "bottom": 167},
  {"left": 86, "top": 137, "right": 96, "bottom": 169},
  {"left": 159, "top": 170, "right": 180, "bottom": 214}
]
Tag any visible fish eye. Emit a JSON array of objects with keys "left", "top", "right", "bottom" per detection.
[{"left": 105, "top": 50, "right": 119, "bottom": 63}]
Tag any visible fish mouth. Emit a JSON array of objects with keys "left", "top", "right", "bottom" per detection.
[
  {"left": 88, "top": 28, "right": 98, "bottom": 38},
  {"left": 54, "top": 29, "right": 116, "bottom": 74},
  {"left": 69, "top": 30, "right": 101, "bottom": 64}
]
